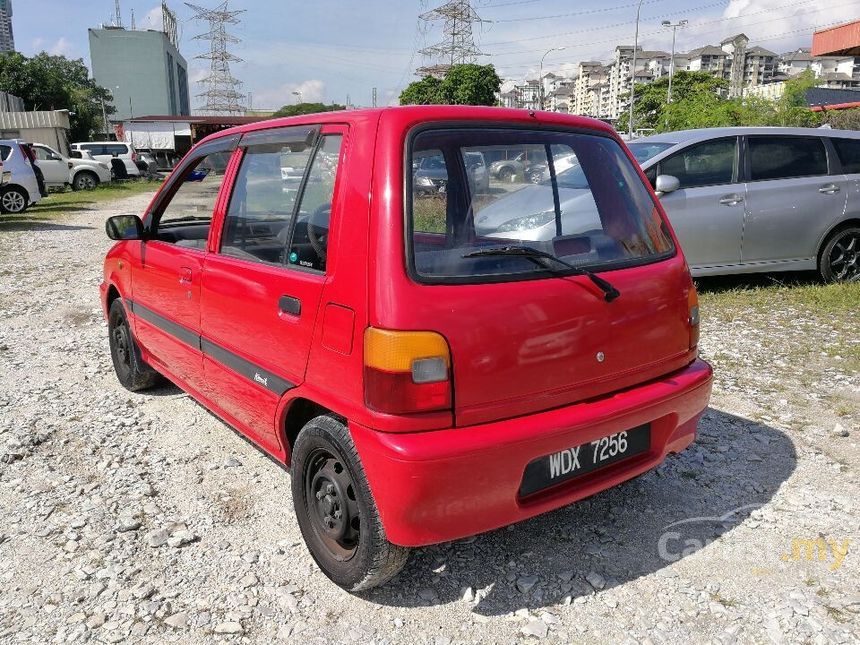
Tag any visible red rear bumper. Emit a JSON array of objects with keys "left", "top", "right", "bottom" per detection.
[{"left": 350, "top": 358, "right": 712, "bottom": 547}]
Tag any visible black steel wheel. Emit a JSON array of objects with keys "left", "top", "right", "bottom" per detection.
[
  {"left": 291, "top": 415, "right": 409, "bottom": 591},
  {"left": 820, "top": 226, "right": 860, "bottom": 283},
  {"left": 498, "top": 166, "right": 515, "bottom": 182},
  {"left": 107, "top": 299, "right": 162, "bottom": 391}
]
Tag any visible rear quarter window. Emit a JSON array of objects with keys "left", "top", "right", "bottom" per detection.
[
  {"left": 831, "top": 138, "right": 860, "bottom": 174},
  {"left": 748, "top": 136, "right": 828, "bottom": 181}
]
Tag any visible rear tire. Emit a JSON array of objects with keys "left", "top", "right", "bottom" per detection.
[
  {"left": 291, "top": 415, "right": 410, "bottom": 591},
  {"left": 819, "top": 225, "right": 860, "bottom": 282},
  {"left": 108, "top": 298, "right": 161, "bottom": 391},
  {"left": 0, "top": 187, "right": 28, "bottom": 214},
  {"left": 498, "top": 166, "right": 514, "bottom": 182},
  {"left": 73, "top": 171, "right": 99, "bottom": 191}
]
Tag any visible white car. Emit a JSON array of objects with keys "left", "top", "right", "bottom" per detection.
[
  {"left": 0, "top": 139, "right": 42, "bottom": 214},
  {"left": 32, "top": 143, "right": 112, "bottom": 191},
  {"left": 70, "top": 141, "right": 141, "bottom": 178}
]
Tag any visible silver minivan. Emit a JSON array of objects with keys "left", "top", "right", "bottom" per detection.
[{"left": 629, "top": 127, "right": 860, "bottom": 282}]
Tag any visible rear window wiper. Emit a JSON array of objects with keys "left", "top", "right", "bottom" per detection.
[{"left": 462, "top": 245, "right": 620, "bottom": 302}]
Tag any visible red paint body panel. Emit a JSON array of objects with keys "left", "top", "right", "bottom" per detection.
[{"left": 101, "top": 106, "right": 712, "bottom": 549}]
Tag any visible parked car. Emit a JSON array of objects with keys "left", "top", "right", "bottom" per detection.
[
  {"left": 413, "top": 150, "right": 489, "bottom": 195},
  {"left": 70, "top": 141, "right": 141, "bottom": 179},
  {"left": 628, "top": 127, "right": 860, "bottom": 282},
  {"left": 0, "top": 139, "right": 42, "bottom": 214},
  {"left": 32, "top": 143, "right": 112, "bottom": 191},
  {"left": 101, "top": 106, "right": 712, "bottom": 591},
  {"left": 489, "top": 150, "right": 555, "bottom": 184}
]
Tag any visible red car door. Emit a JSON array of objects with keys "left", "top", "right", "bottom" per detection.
[
  {"left": 130, "top": 137, "right": 238, "bottom": 389},
  {"left": 200, "top": 125, "right": 347, "bottom": 451}
]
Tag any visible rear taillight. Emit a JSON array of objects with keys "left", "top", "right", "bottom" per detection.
[
  {"left": 364, "top": 328, "right": 452, "bottom": 414},
  {"left": 688, "top": 286, "right": 700, "bottom": 349},
  {"left": 131, "top": 151, "right": 138, "bottom": 162}
]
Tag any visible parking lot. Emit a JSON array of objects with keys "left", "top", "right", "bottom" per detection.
[{"left": 0, "top": 189, "right": 857, "bottom": 643}]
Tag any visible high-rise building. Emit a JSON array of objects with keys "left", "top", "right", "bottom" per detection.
[
  {"left": 0, "top": 0, "right": 14, "bottom": 53},
  {"left": 88, "top": 26, "right": 190, "bottom": 122}
]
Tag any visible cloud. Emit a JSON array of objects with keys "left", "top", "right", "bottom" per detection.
[
  {"left": 251, "top": 80, "right": 327, "bottom": 109},
  {"left": 48, "top": 37, "right": 73, "bottom": 56},
  {"left": 140, "top": 6, "right": 164, "bottom": 31},
  {"left": 31, "top": 37, "right": 45, "bottom": 50}
]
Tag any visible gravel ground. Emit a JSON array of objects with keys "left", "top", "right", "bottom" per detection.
[{"left": 0, "top": 191, "right": 857, "bottom": 644}]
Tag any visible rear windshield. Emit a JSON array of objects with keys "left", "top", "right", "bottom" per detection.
[{"left": 408, "top": 128, "right": 674, "bottom": 282}]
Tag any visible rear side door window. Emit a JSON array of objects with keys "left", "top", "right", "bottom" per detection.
[
  {"left": 220, "top": 130, "right": 342, "bottom": 273},
  {"left": 659, "top": 138, "right": 737, "bottom": 189},
  {"left": 748, "top": 137, "right": 828, "bottom": 181},
  {"left": 831, "top": 138, "right": 860, "bottom": 174}
]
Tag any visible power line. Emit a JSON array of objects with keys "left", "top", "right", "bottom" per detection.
[{"left": 490, "top": 0, "right": 844, "bottom": 70}]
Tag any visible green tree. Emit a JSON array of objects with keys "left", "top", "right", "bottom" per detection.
[
  {"left": 771, "top": 69, "right": 821, "bottom": 127},
  {"left": 618, "top": 71, "right": 728, "bottom": 133},
  {"left": 400, "top": 64, "right": 501, "bottom": 106},
  {"left": 0, "top": 52, "right": 115, "bottom": 141},
  {"left": 271, "top": 102, "right": 346, "bottom": 118},
  {"left": 399, "top": 75, "right": 444, "bottom": 105}
]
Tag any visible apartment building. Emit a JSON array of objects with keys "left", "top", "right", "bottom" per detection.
[
  {"left": 0, "top": 0, "right": 13, "bottom": 53},
  {"left": 511, "top": 32, "right": 858, "bottom": 120}
]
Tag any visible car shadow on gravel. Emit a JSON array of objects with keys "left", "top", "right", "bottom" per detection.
[
  {"left": 0, "top": 218, "right": 95, "bottom": 232},
  {"left": 361, "top": 407, "right": 797, "bottom": 615}
]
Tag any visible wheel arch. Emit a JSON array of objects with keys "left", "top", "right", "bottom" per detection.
[
  {"left": 279, "top": 396, "right": 344, "bottom": 465},
  {"left": 817, "top": 217, "right": 860, "bottom": 266},
  {"left": 73, "top": 168, "right": 100, "bottom": 183}
]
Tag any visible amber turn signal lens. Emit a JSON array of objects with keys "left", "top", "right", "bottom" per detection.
[{"left": 364, "top": 328, "right": 450, "bottom": 373}]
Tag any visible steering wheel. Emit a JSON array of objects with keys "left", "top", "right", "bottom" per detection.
[{"left": 307, "top": 202, "right": 332, "bottom": 262}]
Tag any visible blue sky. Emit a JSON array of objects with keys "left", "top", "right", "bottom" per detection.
[{"left": 14, "top": 0, "right": 859, "bottom": 110}]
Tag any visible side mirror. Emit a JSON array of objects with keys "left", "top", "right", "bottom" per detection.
[
  {"left": 106, "top": 214, "right": 145, "bottom": 241},
  {"left": 655, "top": 174, "right": 680, "bottom": 196}
]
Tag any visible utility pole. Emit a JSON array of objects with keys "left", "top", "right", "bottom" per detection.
[
  {"left": 372, "top": 87, "right": 378, "bottom": 108},
  {"left": 662, "top": 20, "right": 688, "bottom": 104},
  {"left": 627, "top": 0, "right": 644, "bottom": 138}
]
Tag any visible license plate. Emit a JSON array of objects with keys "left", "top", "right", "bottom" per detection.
[{"left": 519, "top": 424, "right": 651, "bottom": 497}]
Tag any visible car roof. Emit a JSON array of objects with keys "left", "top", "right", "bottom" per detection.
[
  {"left": 194, "top": 105, "right": 619, "bottom": 148},
  {"left": 73, "top": 141, "right": 131, "bottom": 145},
  {"left": 632, "top": 126, "right": 860, "bottom": 147}
]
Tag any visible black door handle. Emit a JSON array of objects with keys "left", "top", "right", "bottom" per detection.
[{"left": 279, "top": 295, "right": 301, "bottom": 316}]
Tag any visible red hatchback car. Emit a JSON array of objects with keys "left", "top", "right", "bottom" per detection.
[{"left": 101, "top": 106, "right": 713, "bottom": 590}]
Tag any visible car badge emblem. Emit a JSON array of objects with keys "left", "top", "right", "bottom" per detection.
[{"left": 596, "top": 352, "right": 605, "bottom": 363}]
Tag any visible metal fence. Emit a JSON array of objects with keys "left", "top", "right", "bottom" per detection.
[{"left": 0, "top": 91, "right": 25, "bottom": 113}]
